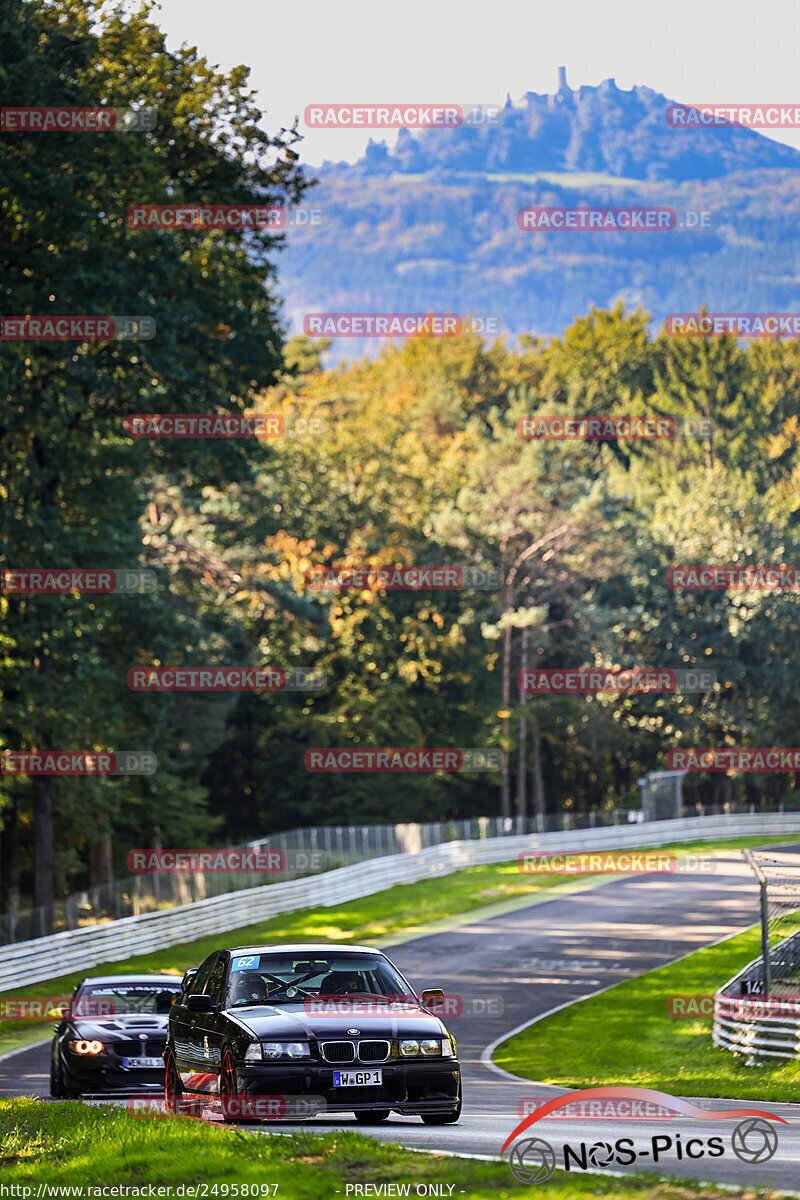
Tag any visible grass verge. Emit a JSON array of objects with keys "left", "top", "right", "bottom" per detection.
[
  {"left": 0, "top": 1098, "right": 790, "bottom": 1198},
  {"left": 494, "top": 926, "right": 800, "bottom": 1101}
]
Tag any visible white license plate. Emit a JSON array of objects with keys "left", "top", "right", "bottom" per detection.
[
  {"left": 333, "top": 1069, "right": 382, "bottom": 1087},
  {"left": 122, "top": 1056, "right": 163, "bottom": 1069}
]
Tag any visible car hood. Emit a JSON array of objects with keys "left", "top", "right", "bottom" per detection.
[
  {"left": 68, "top": 1014, "right": 170, "bottom": 1039},
  {"left": 228, "top": 1003, "right": 449, "bottom": 1040}
]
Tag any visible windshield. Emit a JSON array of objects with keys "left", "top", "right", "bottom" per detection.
[
  {"left": 76, "top": 982, "right": 181, "bottom": 1016},
  {"left": 225, "top": 953, "right": 416, "bottom": 1008}
]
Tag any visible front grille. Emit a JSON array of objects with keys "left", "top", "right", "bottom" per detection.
[
  {"left": 320, "top": 1040, "right": 355, "bottom": 1063},
  {"left": 358, "top": 1040, "right": 390, "bottom": 1062},
  {"left": 112, "top": 1039, "right": 166, "bottom": 1058}
]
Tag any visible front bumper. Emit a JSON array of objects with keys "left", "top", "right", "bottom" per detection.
[
  {"left": 60, "top": 1049, "right": 166, "bottom": 1095},
  {"left": 232, "top": 1058, "right": 461, "bottom": 1115}
]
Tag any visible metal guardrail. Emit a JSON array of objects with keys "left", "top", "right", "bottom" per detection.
[
  {"left": 1, "top": 812, "right": 640, "bottom": 945},
  {"left": 2, "top": 812, "right": 799, "bottom": 991},
  {"left": 713, "top": 927, "right": 800, "bottom": 1061}
]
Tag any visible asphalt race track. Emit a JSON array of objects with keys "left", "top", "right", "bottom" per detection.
[{"left": 3, "top": 849, "right": 800, "bottom": 1190}]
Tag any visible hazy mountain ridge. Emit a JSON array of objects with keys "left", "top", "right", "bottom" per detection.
[
  {"left": 319, "top": 72, "right": 800, "bottom": 182},
  {"left": 283, "top": 75, "right": 800, "bottom": 357}
]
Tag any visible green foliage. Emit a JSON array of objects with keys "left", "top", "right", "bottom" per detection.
[{"left": 3, "top": 0, "right": 800, "bottom": 910}]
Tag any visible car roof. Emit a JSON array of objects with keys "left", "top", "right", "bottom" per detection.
[
  {"left": 78, "top": 974, "right": 183, "bottom": 985},
  {"left": 226, "top": 944, "right": 381, "bottom": 956}
]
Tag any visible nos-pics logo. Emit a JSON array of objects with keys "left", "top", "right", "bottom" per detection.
[{"left": 504, "top": 1088, "right": 782, "bottom": 1184}]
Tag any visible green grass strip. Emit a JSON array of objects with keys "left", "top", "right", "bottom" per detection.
[
  {"left": 494, "top": 926, "right": 800, "bottom": 1101},
  {"left": 0, "top": 1098, "right": 780, "bottom": 1197}
]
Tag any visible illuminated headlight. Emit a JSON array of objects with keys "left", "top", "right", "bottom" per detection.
[
  {"left": 70, "top": 1040, "right": 103, "bottom": 1055},
  {"left": 244, "top": 1042, "right": 262, "bottom": 1062},
  {"left": 261, "top": 1041, "right": 310, "bottom": 1059}
]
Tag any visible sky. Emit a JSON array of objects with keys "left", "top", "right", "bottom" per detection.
[{"left": 148, "top": 0, "right": 800, "bottom": 165}]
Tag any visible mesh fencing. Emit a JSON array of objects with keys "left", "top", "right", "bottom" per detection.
[{"left": 744, "top": 849, "right": 800, "bottom": 995}]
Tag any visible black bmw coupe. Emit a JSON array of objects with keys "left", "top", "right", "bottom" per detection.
[
  {"left": 50, "top": 973, "right": 182, "bottom": 1097},
  {"left": 164, "top": 944, "right": 461, "bottom": 1123}
]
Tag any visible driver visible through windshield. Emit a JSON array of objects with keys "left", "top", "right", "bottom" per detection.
[{"left": 225, "top": 953, "right": 417, "bottom": 1009}]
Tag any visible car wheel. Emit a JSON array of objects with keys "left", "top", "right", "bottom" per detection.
[
  {"left": 354, "top": 1109, "right": 391, "bottom": 1123},
  {"left": 220, "top": 1049, "right": 245, "bottom": 1122},
  {"left": 421, "top": 1081, "right": 462, "bottom": 1125},
  {"left": 49, "top": 1055, "right": 64, "bottom": 1099},
  {"left": 164, "top": 1050, "right": 183, "bottom": 1113},
  {"left": 50, "top": 1052, "right": 78, "bottom": 1100}
]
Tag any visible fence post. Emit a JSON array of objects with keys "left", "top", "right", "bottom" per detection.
[{"left": 760, "top": 879, "right": 772, "bottom": 995}]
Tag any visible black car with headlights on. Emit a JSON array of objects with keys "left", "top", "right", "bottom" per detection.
[
  {"left": 164, "top": 944, "right": 461, "bottom": 1123},
  {"left": 50, "top": 974, "right": 182, "bottom": 1097}
]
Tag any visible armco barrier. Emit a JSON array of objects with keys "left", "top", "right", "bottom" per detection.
[
  {"left": 2, "top": 813, "right": 799, "bottom": 991},
  {"left": 713, "top": 928, "right": 800, "bottom": 1061}
]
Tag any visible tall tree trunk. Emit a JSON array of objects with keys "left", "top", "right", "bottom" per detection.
[
  {"left": 516, "top": 625, "right": 527, "bottom": 822},
  {"left": 500, "top": 582, "right": 512, "bottom": 820},
  {"left": 33, "top": 781, "right": 54, "bottom": 934},
  {"left": 0, "top": 802, "right": 20, "bottom": 940},
  {"left": 89, "top": 832, "right": 113, "bottom": 888},
  {"left": 530, "top": 710, "right": 546, "bottom": 830}
]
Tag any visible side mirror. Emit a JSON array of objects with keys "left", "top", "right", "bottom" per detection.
[
  {"left": 186, "top": 993, "right": 214, "bottom": 1013},
  {"left": 181, "top": 968, "right": 198, "bottom": 992},
  {"left": 421, "top": 989, "right": 445, "bottom": 1012}
]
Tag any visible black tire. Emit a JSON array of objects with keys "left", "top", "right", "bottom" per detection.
[
  {"left": 421, "top": 1081, "right": 461, "bottom": 1125},
  {"left": 354, "top": 1109, "right": 391, "bottom": 1123},
  {"left": 164, "top": 1050, "right": 183, "bottom": 1114},
  {"left": 50, "top": 1052, "right": 78, "bottom": 1100},
  {"left": 49, "top": 1056, "right": 63, "bottom": 1099}
]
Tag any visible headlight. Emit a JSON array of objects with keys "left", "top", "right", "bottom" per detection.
[
  {"left": 261, "top": 1041, "right": 310, "bottom": 1059},
  {"left": 70, "top": 1040, "right": 103, "bottom": 1055},
  {"left": 244, "top": 1042, "right": 262, "bottom": 1062},
  {"left": 400, "top": 1037, "right": 451, "bottom": 1058}
]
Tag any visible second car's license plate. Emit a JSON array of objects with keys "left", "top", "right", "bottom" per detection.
[
  {"left": 122, "top": 1056, "right": 164, "bottom": 1068},
  {"left": 333, "top": 1069, "right": 382, "bottom": 1087}
]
